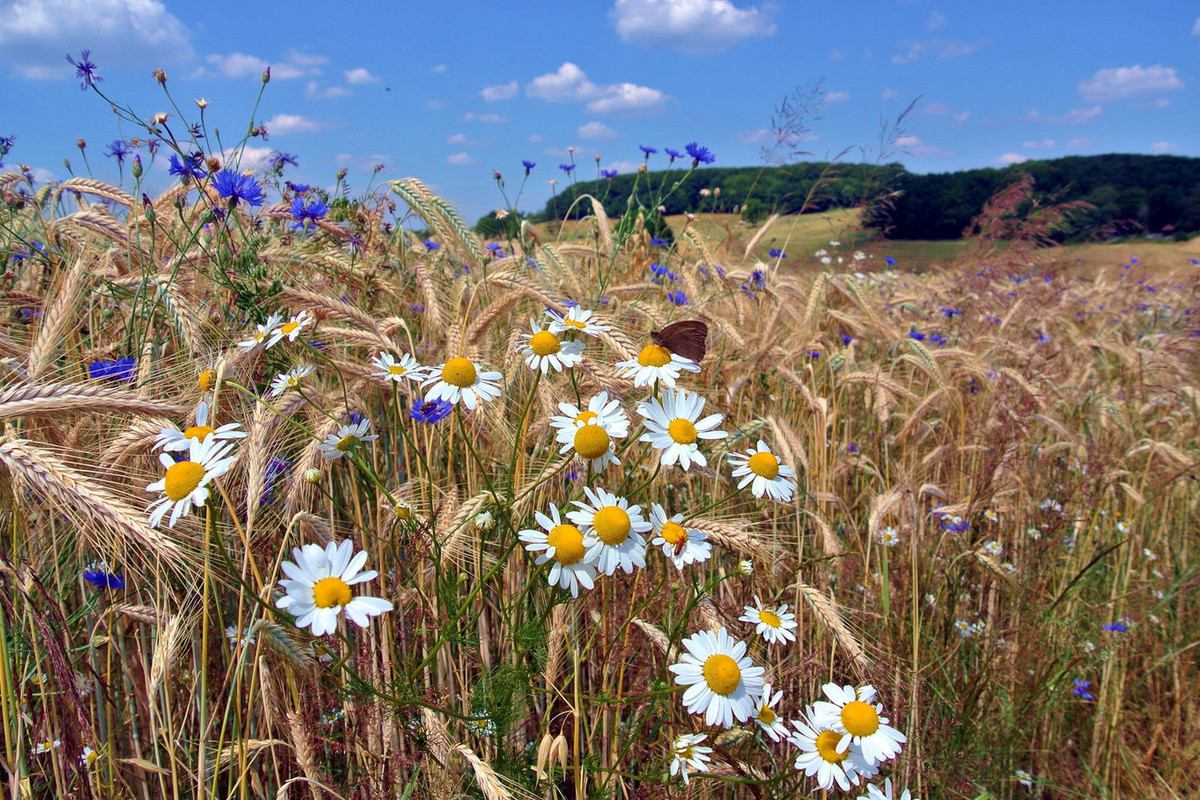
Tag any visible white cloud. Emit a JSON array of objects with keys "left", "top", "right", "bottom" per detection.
[
  {"left": 1026, "top": 106, "right": 1103, "bottom": 125},
  {"left": 462, "top": 112, "right": 508, "bottom": 123},
  {"left": 1192, "top": 16, "right": 1200, "bottom": 36},
  {"left": 892, "top": 38, "right": 980, "bottom": 64},
  {"left": 263, "top": 113, "right": 323, "bottom": 135},
  {"left": 927, "top": 10, "right": 947, "bottom": 30},
  {"left": 344, "top": 67, "right": 380, "bottom": 85},
  {"left": 529, "top": 134, "right": 543, "bottom": 142},
  {"left": 204, "top": 51, "right": 323, "bottom": 80},
  {"left": 526, "top": 62, "right": 668, "bottom": 114},
  {"left": 1149, "top": 142, "right": 1178, "bottom": 153},
  {"left": 447, "top": 133, "right": 468, "bottom": 145},
  {"left": 222, "top": 146, "right": 274, "bottom": 173},
  {"left": 335, "top": 153, "right": 393, "bottom": 173},
  {"left": 1078, "top": 65, "right": 1184, "bottom": 102},
  {"left": 431, "top": 64, "right": 446, "bottom": 73},
  {"left": 741, "top": 128, "right": 818, "bottom": 145},
  {"left": 918, "top": 100, "right": 952, "bottom": 115},
  {"left": 996, "top": 153, "right": 1030, "bottom": 165},
  {"left": 953, "top": 111, "right": 970, "bottom": 125},
  {"left": 1067, "top": 137, "right": 1093, "bottom": 148},
  {"left": 447, "top": 152, "right": 476, "bottom": 166},
  {"left": 0, "top": 0, "right": 194, "bottom": 77},
  {"left": 823, "top": 91, "right": 850, "bottom": 104},
  {"left": 893, "top": 135, "right": 952, "bottom": 157},
  {"left": 611, "top": 0, "right": 776, "bottom": 54},
  {"left": 306, "top": 80, "right": 351, "bottom": 99},
  {"left": 481, "top": 81, "right": 519, "bottom": 101},
  {"left": 881, "top": 88, "right": 901, "bottom": 99},
  {"left": 578, "top": 121, "right": 617, "bottom": 140},
  {"left": 1021, "top": 139, "right": 1056, "bottom": 149}
]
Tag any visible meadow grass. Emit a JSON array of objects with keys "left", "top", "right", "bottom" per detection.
[{"left": 1, "top": 76, "right": 1198, "bottom": 800}]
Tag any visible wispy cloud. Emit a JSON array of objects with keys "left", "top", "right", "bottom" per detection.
[
  {"left": 204, "top": 50, "right": 325, "bottom": 80},
  {"left": 447, "top": 152, "right": 476, "bottom": 166},
  {"left": 431, "top": 64, "right": 447, "bottom": 73},
  {"left": 1021, "top": 139, "right": 1056, "bottom": 149},
  {"left": 578, "top": 121, "right": 617, "bottom": 140},
  {"left": 611, "top": 0, "right": 776, "bottom": 54},
  {"left": 893, "top": 135, "right": 952, "bottom": 157},
  {"left": 462, "top": 112, "right": 508, "bottom": 123},
  {"left": 1149, "top": 142, "right": 1178, "bottom": 154},
  {"left": 926, "top": 11, "right": 947, "bottom": 31},
  {"left": 995, "top": 152, "right": 1030, "bottom": 165},
  {"left": 1078, "top": 65, "right": 1183, "bottom": 103},
  {"left": 306, "top": 80, "right": 351, "bottom": 99},
  {"left": 263, "top": 113, "right": 328, "bottom": 135},
  {"left": 892, "top": 38, "right": 982, "bottom": 64},
  {"left": 1025, "top": 106, "right": 1103, "bottom": 125},
  {"left": 823, "top": 91, "right": 850, "bottom": 104},
  {"left": 481, "top": 81, "right": 519, "bottom": 101},
  {"left": 527, "top": 62, "right": 669, "bottom": 114}
]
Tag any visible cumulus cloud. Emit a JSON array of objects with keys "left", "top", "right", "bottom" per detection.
[
  {"left": 611, "top": 0, "right": 775, "bottom": 53},
  {"left": 823, "top": 91, "right": 850, "bottom": 104},
  {"left": 204, "top": 50, "right": 324, "bottom": 80},
  {"left": 447, "top": 133, "right": 468, "bottom": 145},
  {"left": 1078, "top": 65, "right": 1184, "bottom": 102},
  {"left": 578, "top": 121, "right": 617, "bottom": 140},
  {"left": 263, "top": 113, "right": 324, "bottom": 135},
  {"left": 996, "top": 153, "right": 1030, "bottom": 165},
  {"left": 1025, "top": 106, "right": 1103, "bottom": 125},
  {"left": 223, "top": 146, "right": 275, "bottom": 173},
  {"left": 344, "top": 67, "right": 380, "bottom": 85},
  {"left": 0, "top": 0, "right": 194, "bottom": 77},
  {"left": 893, "top": 135, "right": 952, "bottom": 157},
  {"left": 526, "top": 62, "right": 668, "bottom": 114},
  {"left": 306, "top": 80, "right": 351, "bottom": 99},
  {"left": 447, "top": 152, "right": 476, "bottom": 166},
  {"left": 481, "top": 81, "right": 519, "bottom": 101}
]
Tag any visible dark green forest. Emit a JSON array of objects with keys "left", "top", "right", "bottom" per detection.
[{"left": 476, "top": 154, "right": 1200, "bottom": 242}]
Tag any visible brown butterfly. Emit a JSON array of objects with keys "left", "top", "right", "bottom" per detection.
[{"left": 651, "top": 320, "right": 708, "bottom": 364}]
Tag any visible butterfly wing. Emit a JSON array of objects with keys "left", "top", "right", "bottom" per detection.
[{"left": 651, "top": 320, "right": 708, "bottom": 363}]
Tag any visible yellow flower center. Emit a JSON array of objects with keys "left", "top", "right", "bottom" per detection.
[
  {"left": 758, "top": 705, "right": 777, "bottom": 725},
  {"left": 442, "top": 357, "right": 477, "bottom": 388},
  {"left": 667, "top": 418, "right": 698, "bottom": 444},
  {"left": 388, "top": 364, "right": 408, "bottom": 375},
  {"left": 637, "top": 344, "right": 672, "bottom": 367},
  {"left": 593, "top": 505, "right": 631, "bottom": 545},
  {"left": 281, "top": 320, "right": 299, "bottom": 335},
  {"left": 574, "top": 410, "right": 598, "bottom": 425},
  {"left": 336, "top": 435, "right": 359, "bottom": 452},
  {"left": 312, "top": 576, "right": 352, "bottom": 608},
  {"left": 164, "top": 461, "right": 205, "bottom": 502},
  {"left": 254, "top": 329, "right": 268, "bottom": 342},
  {"left": 198, "top": 368, "right": 216, "bottom": 391},
  {"left": 841, "top": 700, "right": 880, "bottom": 737},
  {"left": 573, "top": 424, "right": 611, "bottom": 460},
  {"left": 747, "top": 451, "right": 780, "bottom": 479},
  {"left": 395, "top": 502, "right": 413, "bottom": 520},
  {"left": 184, "top": 424, "right": 216, "bottom": 441},
  {"left": 529, "top": 330, "right": 562, "bottom": 356},
  {"left": 761, "top": 609, "right": 783, "bottom": 628},
  {"left": 661, "top": 521, "right": 687, "bottom": 546},
  {"left": 546, "top": 524, "right": 586, "bottom": 565},
  {"left": 563, "top": 318, "right": 586, "bottom": 329},
  {"left": 85, "top": 750, "right": 99, "bottom": 765},
  {"left": 701, "top": 653, "right": 741, "bottom": 695},
  {"left": 815, "top": 730, "right": 848, "bottom": 764}
]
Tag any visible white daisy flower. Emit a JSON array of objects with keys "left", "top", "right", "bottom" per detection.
[
  {"left": 237, "top": 312, "right": 283, "bottom": 350},
  {"left": 569, "top": 486, "right": 651, "bottom": 576},
  {"left": 648, "top": 503, "right": 711, "bottom": 570},
  {"left": 371, "top": 351, "right": 427, "bottom": 384},
  {"left": 810, "top": 683, "right": 907, "bottom": 766},
  {"left": 270, "top": 364, "right": 315, "bottom": 397},
  {"left": 727, "top": 440, "right": 797, "bottom": 503},
  {"left": 154, "top": 400, "right": 247, "bottom": 452},
  {"left": 752, "top": 683, "right": 789, "bottom": 742},
  {"left": 275, "top": 539, "right": 393, "bottom": 636},
  {"left": 788, "top": 711, "right": 879, "bottom": 792},
  {"left": 517, "top": 503, "right": 599, "bottom": 598},
  {"left": 317, "top": 419, "right": 379, "bottom": 460},
  {"left": 668, "top": 627, "right": 765, "bottom": 728},
  {"left": 80, "top": 746, "right": 100, "bottom": 767},
  {"left": 33, "top": 739, "right": 61, "bottom": 755},
  {"left": 225, "top": 625, "right": 256, "bottom": 648},
  {"left": 1014, "top": 769, "right": 1033, "bottom": 787},
  {"left": 549, "top": 392, "right": 630, "bottom": 446},
  {"left": 668, "top": 733, "right": 712, "bottom": 785},
  {"left": 859, "top": 777, "right": 919, "bottom": 800},
  {"left": 636, "top": 387, "right": 727, "bottom": 470},
  {"left": 546, "top": 306, "right": 611, "bottom": 337},
  {"left": 517, "top": 319, "right": 585, "bottom": 374},
  {"left": 739, "top": 595, "right": 798, "bottom": 646},
  {"left": 145, "top": 435, "right": 238, "bottom": 528},
  {"left": 423, "top": 357, "right": 503, "bottom": 410},
  {"left": 266, "top": 310, "right": 313, "bottom": 348},
  {"left": 614, "top": 343, "right": 701, "bottom": 388}
]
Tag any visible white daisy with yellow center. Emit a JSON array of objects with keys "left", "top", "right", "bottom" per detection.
[
  {"left": 668, "top": 627, "right": 765, "bottom": 728},
  {"left": 518, "top": 319, "right": 585, "bottom": 374},
  {"left": 370, "top": 351, "right": 427, "bottom": 384},
  {"left": 155, "top": 400, "right": 247, "bottom": 452},
  {"left": 270, "top": 364, "right": 315, "bottom": 397},
  {"left": 549, "top": 393, "right": 629, "bottom": 472},
  {"left": 225, "top": 625, "right": 256, "bottom": 649},
  {"left": 517, "top": 503, "right": 598, "bottom": 598},
  {"left": 727, "top": 440, "right": 797, "bottom": 503},
  {"left": 569, "top": 486, "right": 651, "bottom": 575},
  {"left": 317, "top": 419, "right": 379, "bottom": 460},
  {"left": 788, "top": 709, "right": 879, "bottom": 792},
  {"left": 546, "top": 306, "right": 611, "bottom": 337},
  {"left": 739, "top": 595, "right": 798, "bottom": 646},
  {"left": 860, "top": 778, "right": 918, "bottom": 800},
  {"left": 275, "top": 539, "right": 394, "bottom": 636},
  {"left": 810, "top": 683, "right": 907, "bottom": 766},
  {"left": 649, "top": 502, "right": 711, "bottom": 570},
  {"left": 266, "top": 309, "right": 313, "bottom": 348},
  {"left": 752, "top": 683, "right": 789, "bottom": 742},
  {"left": 637, "top": 387, "right": 727, "bottom": 470},
  {"left": 423, "top": 356, "right": 503, "bottom": 410},
  {"left": 237, "top": 312, "right": 283, "bottom": 350},
  {"left": 614, "top": 343, "right": 700, "bottom": 388},
  {"left": 80, "top": 746, "right": 100, "bottom": 767},
  {"left": 145, "top": 435, "right": 238, "bottom": 528},
  {"left": 668, "top": 733, "right": 712, "bottom": 785},
  {"left": 33, "top": 739, "right": 60, "bottom": 755}
]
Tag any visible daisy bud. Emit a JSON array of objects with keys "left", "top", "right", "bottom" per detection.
[
  {"left": 153, "top": 67, "right": 167, "bottom": 84},
  {"left": 739, "top": 559, "right": 754, "bottom": 575},
  {"left": 474, "top": 510, "right": 495, "bottom": 530},
  {"left": 394, "top": 500, "right": 414, "bottom": 520},
  {"left": 303, "top": 467, "right": 321, "bottom": 484},
  {"left": 195, "top": 97, "right": 209, "bottom": 109},
  {"left": 151, "top": 112, "right": 168, "bottom": 125}
]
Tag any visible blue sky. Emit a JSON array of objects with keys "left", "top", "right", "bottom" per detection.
[{"left": 1, "top": 0, "right": 1196, "bottom": 223}]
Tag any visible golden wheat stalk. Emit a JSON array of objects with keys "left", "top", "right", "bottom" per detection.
[{"left": 0, "top": 382, "right": 188, "bottom": 420}]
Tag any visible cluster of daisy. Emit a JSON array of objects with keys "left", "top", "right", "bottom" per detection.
[{"left": 237, "top": 309, "right": 313, "bottom": 351}]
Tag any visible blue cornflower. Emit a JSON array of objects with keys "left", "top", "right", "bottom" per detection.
[
  {"left": 639, "top": 145, "right": 657, "bottom": 157},
  {"left": 650, "top": 236, "right": 669, "bottom": 248},
  {"left": 66, "top": 50, "right": 102, "bottom": 91},
  {"left": 88, "top": 357, "right": 137, "bottom": 383},
  {"left": 562, "top": 298, "right": 579, "bottom": 308},
  {"left": 486, "top": 242, "right": 504, "bottom": 257},
  {"left": 807, "top": 350, "right": 821, "bottom": 359},
  {"left": 104, "top": 140, "right": 132, "bottom": 166},
  {"left": 769, "top": 248, "right": 787, "bottom": 259},
  {"left": 841, "top": 333, "right": 853, "bottom": 345},
  {"left": 600, "top": 168, "right": 617, "bottom": 179},
  {"left": 649, "top": 262, "right": 677, "bottom": 282},
  {"left": 348, "top": 412, "right": 366, "bottom": 426},
  {"left": 885, "top": 256, "right": 896, "bottom": 266},
  {"left": 928, "top": 332, "right": 947, "bottom": 346},
  {"left": 411, "top": 397, "right": 453, "bottom": 424},
  {"left": 291, "top": 197, "right": 328, "bottom": 223},
  {"left": 168, "top": 153, "right": 205, "bottom": 182},
  {"left": 941, "top": 308, "right": 962, "bottom": 318},
  {"left": 667, "top": 289, "right": 688, "bottom": 306},
  {"left": 286, "top": 181, "right": 312, "bottom": 194},
  {"left": 685, "top": 142, "right": 715, "bottom": 165},
  {"left": 1102, "top": 620, "right": 1129, "bottom": 633},
  {"left": 1037, "top": 331, "right": 1052, "bottom": 344},
  {"left": 10, "top": 241, "right": 46, "bottom": 264},
  {"left": 270, "top": 151, "right": 299, "bottom": 172},
  {"left": 1130, "top": 257, "right": 1139, "bottom": 264},
  {"left": 908, "top": 330, "right": 926, "bottom": 341},
  {"left": 261, "top": 456, "right": 291, "bottom": 507},
  {"left": 0, "top": 135, "right": 13, "bottom": 158},
  {"left": 211, "top": 169, "right": 266, "bottom": 207},
  {"left": 82, "top": 562, "right": 125, "bottom": 590},
  {"left": 522, "top": 160, "right": 536, "bottom": 174},
  {"left": 846, "top": 443, "right": 858, "bottom": 453},
  {"left": 1071, "top": 680, "right": 1095, "bottom": 701},
  {"left": 559, "top": 163, "right": 575, "bottom": 174},
  {"left": 419, "top": 238, "right": 440, "bottom": 251},
  {"left": 749, "top": 269, "right": 766, "bottom": 291},
  {"left": 664, "top": 147, "right": 682, "bottom": 162}
]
